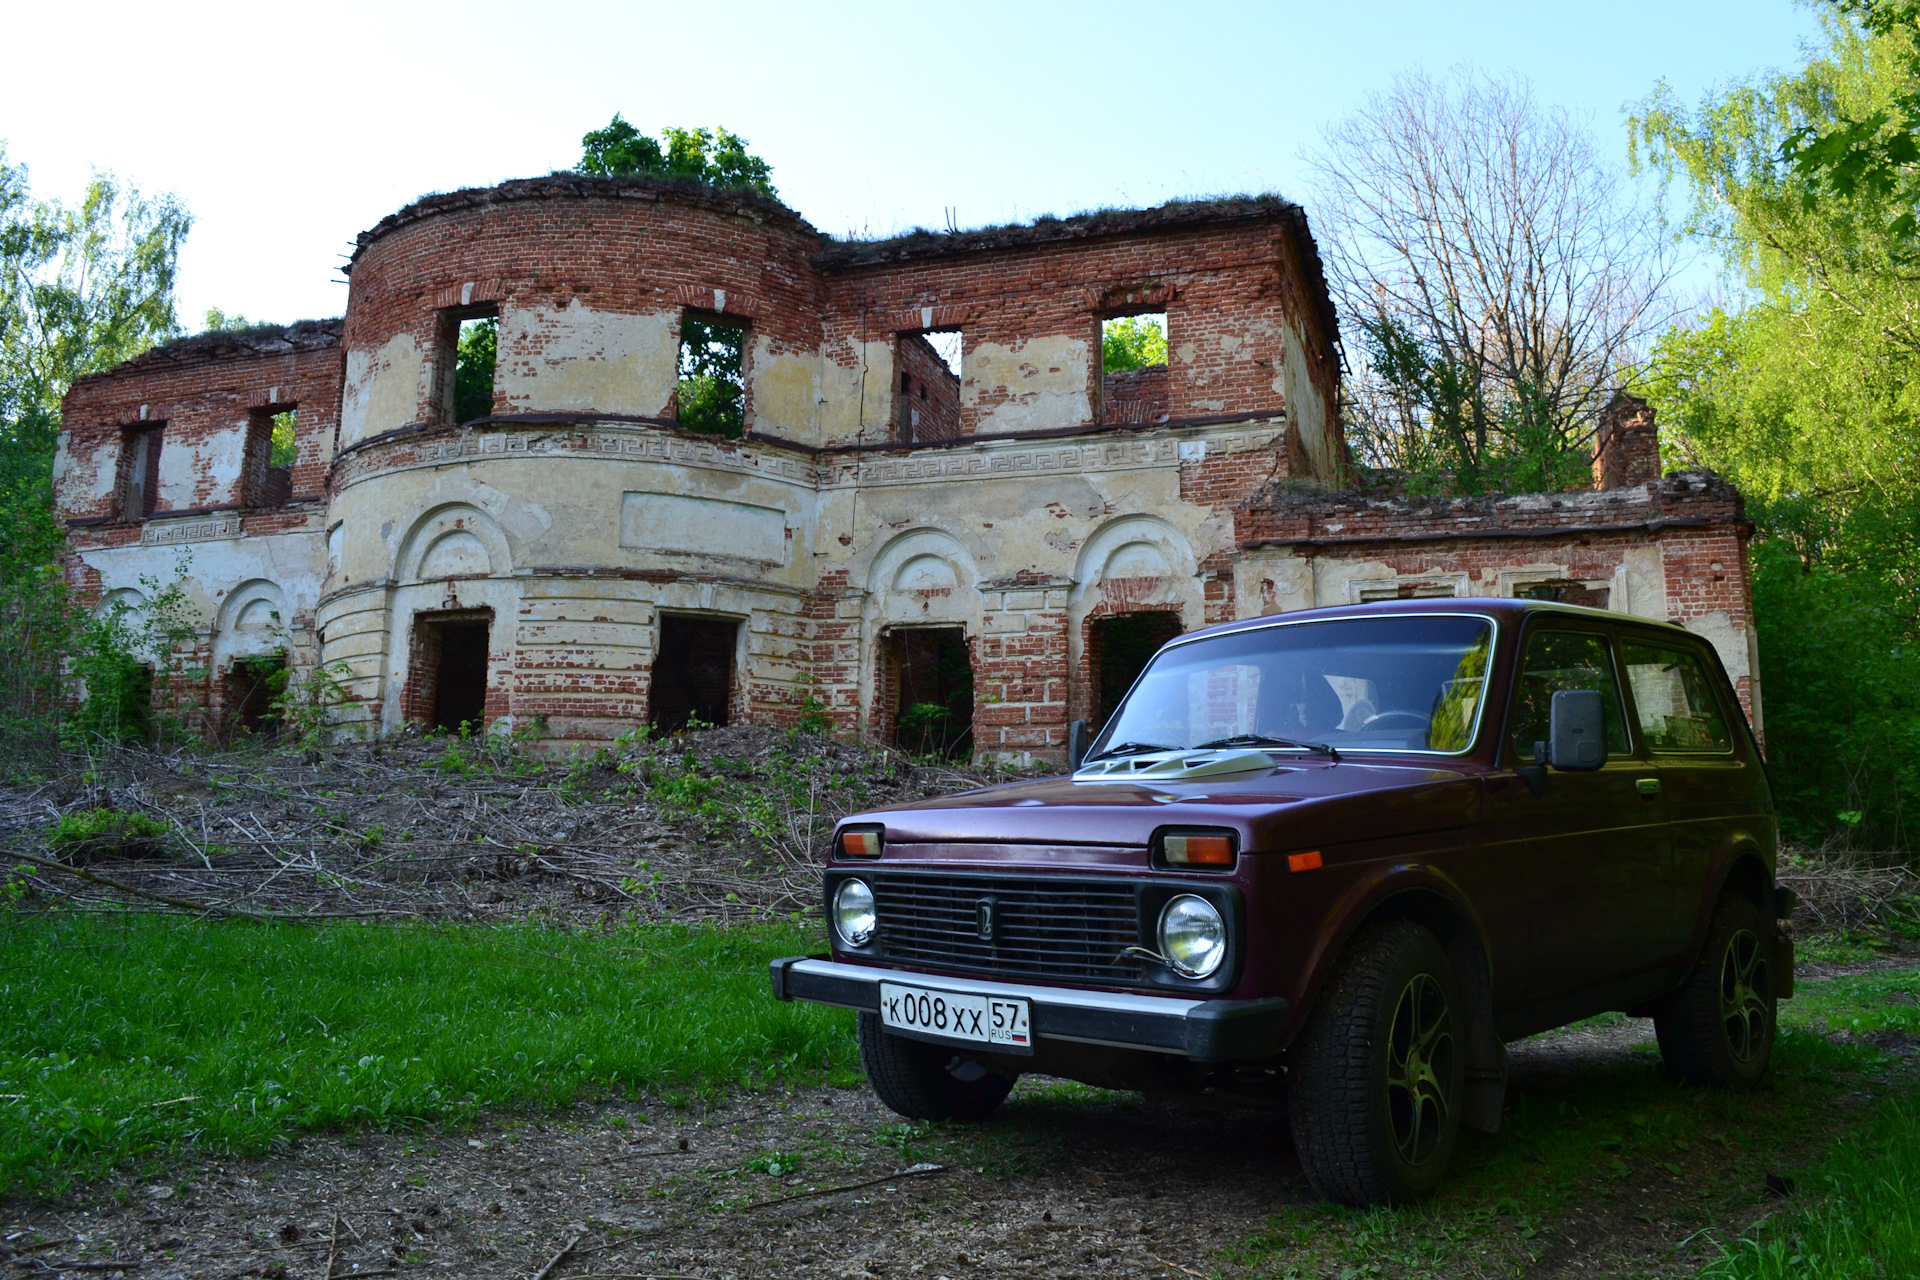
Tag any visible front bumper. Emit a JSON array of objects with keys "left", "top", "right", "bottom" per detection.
[{"left": 770, "top": 956, "right": 1289, "bottom": 1063}]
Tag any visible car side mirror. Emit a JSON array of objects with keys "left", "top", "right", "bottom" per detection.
[
  {"left": 1548, "top": 690, "right": 1606, "bottom": 771},
  {"left": 1068, "top": 719, "right": 1090, "bottom": 769}
]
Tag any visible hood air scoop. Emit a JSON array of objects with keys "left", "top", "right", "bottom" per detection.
[{"left": 1073, "top": 748, "right": 1278, "bottom": 783}]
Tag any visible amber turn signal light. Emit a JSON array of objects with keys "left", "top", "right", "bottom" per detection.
[
  {"left": 1288, "top": 850, "right": 1324, "bottom": 873},
  {"left": 1158, "top": 830, "right": 1237, "bottom": 869},
  {"left": 838, "top": 827, "right": 883, "bottom": 858}
]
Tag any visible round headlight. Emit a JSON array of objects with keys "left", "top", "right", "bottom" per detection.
[
  {"left": 833, "top": 879, "right": 876, "bottom": 948},
  {"left": 1159, "top": 894, "right": 1226, "bottom": 979}
]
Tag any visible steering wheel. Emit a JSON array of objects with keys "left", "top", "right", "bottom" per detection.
[{"left": 1362, "top": 710, "right": 1431, "bottom": 730}]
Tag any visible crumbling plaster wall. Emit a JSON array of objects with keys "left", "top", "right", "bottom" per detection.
[
  {"left": 58, "top": 180, "right": 1360, "bottom": 759},
  {"left": 1233, "top": 473, "right": 1761, "bottom": 729}
]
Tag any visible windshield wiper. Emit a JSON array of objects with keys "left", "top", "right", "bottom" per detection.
[
  {"left": 1194, "top": 733, "right": 1340, "bottom": 761},
  {"left": 1084, "top": 740, "right": 1180, "bottom": 763}
]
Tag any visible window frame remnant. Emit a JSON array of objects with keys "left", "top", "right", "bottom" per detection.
[
  {"left": 117, "top": 423, "right": 165, "bottom": 520},
  {"left": 893, "top": 330, "right": 963, "bottom": 444},
  {"left": 675, "top": 311, "right": 750, "bottom": 438},
  {"left": 432, "top": 303, "right": 500, "bottom": 426},
  {"left": 241, "top": 404, "right": 298, "bottom": 508}
]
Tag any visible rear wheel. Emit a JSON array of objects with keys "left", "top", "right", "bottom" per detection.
[
  {"left": 856, "top": 1012, "right": 1015, "bottom": 1121},
  {"left": 1655, "top": 892, "right": 1777, "bottom": 1087},
  {"left": 1287, "top": 922, "right": 1465, "bottom": 1205}
]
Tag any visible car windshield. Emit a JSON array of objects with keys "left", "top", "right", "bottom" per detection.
[{"left": 1088, "top": 615, "right": 1494, "bottom": 757}]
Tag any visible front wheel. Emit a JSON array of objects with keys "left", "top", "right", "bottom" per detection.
[
  {"left": 856, "top": 1012, "right": 1015, "bottom": 1121},
  {"left": 1655, "top": 892, "right": 1777, "bottom": 1087},
  {"left": 1287, "top": 921, "right": 1466, "bottom": 1205}
]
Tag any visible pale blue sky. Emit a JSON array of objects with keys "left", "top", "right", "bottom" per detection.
[{"left": 1, "top": 0, "right": 1823, "bottom": 328}]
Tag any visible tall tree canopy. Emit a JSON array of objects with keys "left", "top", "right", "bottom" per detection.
[
  {"left": 0, "top": 148, "right": 190, "bottom": 742},
  {"left": 1630, "top": 8, "right": 1920, "bottom": 848},
  {"left": 577, "top": 116, "right": 777, "bottom": 199},
  {"left": 1311, "top": 68, "right": 1677, "bottom": 493}
]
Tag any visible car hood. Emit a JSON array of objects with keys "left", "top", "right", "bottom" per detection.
[{"left": 852, "top": 759, "right": 1484, "bottom": 851}]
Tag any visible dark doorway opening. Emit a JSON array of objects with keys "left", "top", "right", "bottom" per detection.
[
  {"left": 1089, "top": 612, "right": 1182, "bottom": 729},
  {"left": 651, "top": 616, "right": 738, "bottom": 733},
  {"left": 890, "top": 627, "right": 974, "bottom": 758},
  {"left": 411, "top": 613, "right": 492, "bottom": 733},
  {"left": 225, "top": 654, "right": 286, "bottom": 740}
]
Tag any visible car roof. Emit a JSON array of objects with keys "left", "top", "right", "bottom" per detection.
[{"left": 1167, "top": 596, "right": 1701, "bottom": 650}]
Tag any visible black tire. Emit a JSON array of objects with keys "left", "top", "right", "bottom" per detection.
[
  {"left": 856, "top": 1013, "right": 1016, "bottom": 1121},
  {"left": 1655, "top": 891, "right": 1777, "bottom": 1087},
  {"left": 1286, "top": 921, "right": 1466, "bottom": 1206}
]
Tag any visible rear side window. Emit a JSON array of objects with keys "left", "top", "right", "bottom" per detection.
[
  {"left": 1622, "top": 641, "right": 1733, "bottom": 753},
  {"left": 1505, "top": 630, "right": 1630, "bottom": 763}
]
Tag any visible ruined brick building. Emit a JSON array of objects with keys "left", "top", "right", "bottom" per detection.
[{"left": 53, "top": 174, "right": 1760, "bottom": 757}]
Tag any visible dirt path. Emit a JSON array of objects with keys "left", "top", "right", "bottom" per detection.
[{"left": 7, "top": 1013, "right": 1900, "bottom": 1280}]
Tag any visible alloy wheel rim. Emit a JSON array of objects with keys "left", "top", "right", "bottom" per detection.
[
  {"left": 1719, "top": 928, "right": 1771, "bottom": 1063},
  {"left": 1386, "top": 972, "right": 1457, "bottom": 1166}
]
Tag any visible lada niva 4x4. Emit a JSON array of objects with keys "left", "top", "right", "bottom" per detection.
[{"left": 771, "top": 599, "right": 1793, "bottom": 1204}]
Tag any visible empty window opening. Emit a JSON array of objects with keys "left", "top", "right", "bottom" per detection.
[
  {"left": 890, "top": 627, "right": 974, "bottom": 759},
  {"left": 1357, "top": 581, "right": 1459, "bottom": 603},
  {"left": 410, "top": 613, "right": 492, "bottom": 733},
  {"left": 894, "top": 331, "right": 962, "bottom": 444},
  {"left": 1518, "top": 580, "right": 1611, "bottom": 610},
  {"left": 118, "top": 425, "right": 164, "bottom": 519},
  {"left": 454, "top": 316, "right": 498, "bottom": 424},
  {"left": 242, "top": 406, "right": 297, "bottom": 506},
  {"left": 1101, "top": 313, "right": 1169, "bottom": 425},
  {"left": 1089, "top": 612, "right": 1182, "bottom": 730},
  {"left": 677, "top": 313, "right": 748, "bottom": 437},
  {"left": 651, "top": 616, "right": 738, "bottom": 732},
  {"left": 225, "top": 653, "right": 286, "bottom": 740}
]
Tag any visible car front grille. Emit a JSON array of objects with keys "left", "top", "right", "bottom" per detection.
[{"left": 870, "top": 871, "right": 1145, "bottom": 984}]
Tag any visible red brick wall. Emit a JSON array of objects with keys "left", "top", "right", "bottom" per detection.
[
  {"left": 1102, "top": 363, "right": 1168, "bottom": 424},
  {"left": 58, "top": 322, "right": 344, "bottom": 529},
  {"left": 894, "top": 333, "right": 962, "bottom": 443}
]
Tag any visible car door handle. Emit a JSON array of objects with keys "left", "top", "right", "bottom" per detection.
[{"left": 1636, "top": 778, "right": 1662, "bottom": 797}]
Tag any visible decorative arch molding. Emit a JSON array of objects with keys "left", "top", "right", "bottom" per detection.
[
  {"left": 394, "top": 504, "right": 514, "bottom": 584},
  {"left": 1070, "top": 514, "right": 1198, "bottom": 609},
  {"left": 214, "top": 579, "right": 290, "bottom": 663},
  {"left": 94, "top": 587, "right": 148, "bottom": 620},
  {"left": 865, "top": 527, "right": 978, "bottom": 623}
]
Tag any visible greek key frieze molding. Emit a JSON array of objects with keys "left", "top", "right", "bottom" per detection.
[
  {"left": 334, "top": 427, "right": 819, "bottom": 491},
  {"left": 333, "top": 423, "right": 1284, "bottom": 493},
  {"left": 142, "top": 514, "right": 243, "bottom": 546}
]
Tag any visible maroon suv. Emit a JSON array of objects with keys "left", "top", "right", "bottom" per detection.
[{"left": 771, "top": 599, "right": 1793, "bottom": 1204}]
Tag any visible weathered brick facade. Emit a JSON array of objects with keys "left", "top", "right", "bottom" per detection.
[{"left": 55, "top": 176, "right": 1759, "bottom": 754}]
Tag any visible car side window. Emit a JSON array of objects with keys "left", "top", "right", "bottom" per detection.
[
  {"left": 1504, "top": 629, "right": 1631, "bottom": 763},
  {"left": 1621, "top": 641, "right": 1734, "bottom": 753}
]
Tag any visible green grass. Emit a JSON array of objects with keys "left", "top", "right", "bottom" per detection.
[
  {"left": 1230, "top": 971, "right": 1919, "bottom": 1279},
  {"left": 0, "top": 913, "right": 854, "bottom": 1193},
  {"left": 1701, "top": 1089, "right": 1920, "bottom": 1278}
]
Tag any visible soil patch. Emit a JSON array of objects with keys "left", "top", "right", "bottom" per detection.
[{"left": 3, "top": 1018, "right": 1902, "bottom": 1280}]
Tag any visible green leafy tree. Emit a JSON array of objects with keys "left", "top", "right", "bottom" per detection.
[
  {"left": 1780, "top": 1, "right": 1920, "bottom": 248},
  {"left": 453, "top": 317, "right": 496, "bottom": 424},
  {"left": 1630, "top": 8, "right": 1920, "bottom": 848},
  {"left": 578, "top": 116, "right": 777, "bottom": 199},
  {"left": 676, "top": 317, "right": 745, "bottom": 437},
  {"left": 1102, "top": 315, "right": 1168, "bottom": 373},
  {"left": 0, "top": 148, "right": 189, "bottom": 750}
]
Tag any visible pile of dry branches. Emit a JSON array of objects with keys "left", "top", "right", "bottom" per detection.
[
  {"left": 0, "top": 726, "right": 1033, "bottom": 925},
  {"left": 1777, "top": 844, "right": 1920, "bottom": 934}
]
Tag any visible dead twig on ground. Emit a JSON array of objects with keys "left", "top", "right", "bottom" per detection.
[
  {"left": 744, "top": 1162, "right": 947, "bottom": 1211},
  {"left": 529, "top": 1231, "right": 583, "bottom": 1280}
]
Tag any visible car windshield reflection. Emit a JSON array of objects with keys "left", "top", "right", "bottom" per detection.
[{"left": 1087, "top": 615, "right": 1494, "bottom": 758}]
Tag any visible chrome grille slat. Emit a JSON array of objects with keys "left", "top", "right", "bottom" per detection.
[{"left": 871, "top": 872, "right": 1145, "bottom": 983}]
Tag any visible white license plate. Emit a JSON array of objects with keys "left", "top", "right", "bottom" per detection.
[{"left": 878, "top": 982, "right": 1032, "bottom": 1052}]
